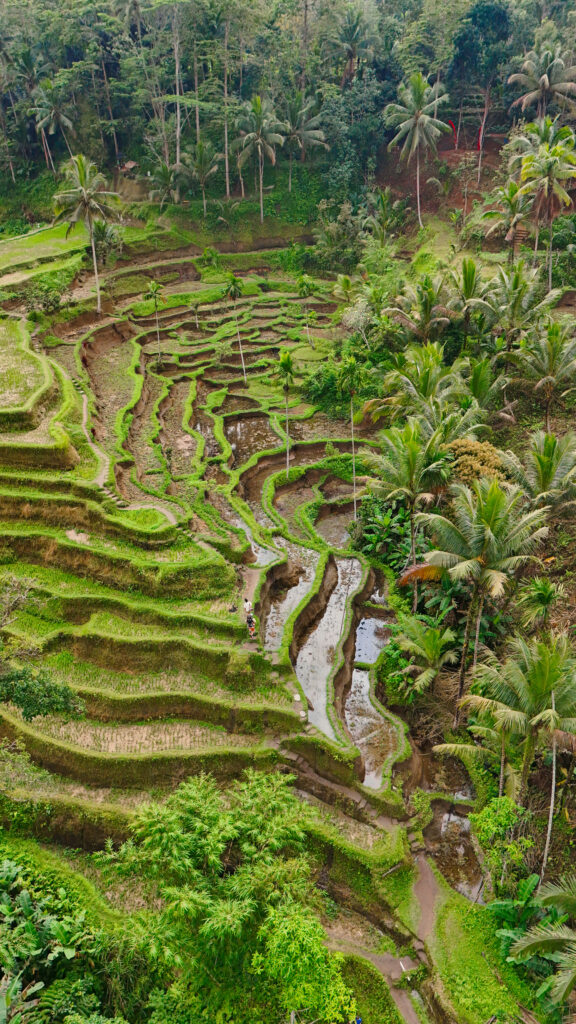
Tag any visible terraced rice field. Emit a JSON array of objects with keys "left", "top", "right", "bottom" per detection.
[{"left": 0, "top": 228, "right": 521, "bottom": 1024}]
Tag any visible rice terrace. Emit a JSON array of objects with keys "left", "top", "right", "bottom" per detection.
[{"left": 3, "top": 2, "right": 576, "bottom": 1024}]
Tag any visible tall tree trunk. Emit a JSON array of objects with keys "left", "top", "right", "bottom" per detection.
[
  {"left": 101, "top": 59, "right": 120, "bottom": 163},
  {"left": 351, "top": 394, "right": 357, "bottom": 521},
  {"left": 519, "top": 735, "right": 535, "bottom": 805},
  {"left": 155, "top": 304, "right": 161, "bottom": 361},
  {"left": 545, "top": 394, "right": 552, "bottom": 434},
  {"left": 300, "top": 0, "right": 309, "bottom": 87},
  {"left": 455, "top": 586, "right": 479, "bottom": 720},
  {"left": 193, "top": 43, "right": 200, "bottom": 144},
  {"left": 173, "top": 12, "right": 182, "bottom": 169},
  {"left": 477, "top": 87, "right": 490, "bottom": 185},
  {"left": 409, "top": 504, "right": 418, "bottom": 613},
  {"left": 285, "top": 388, "right": 290, "bottom": 476},
  {"left": 416, "top": 147, "right": 423, "bottom": 229},
  {"left": 61, "top": 128, "right": 74, "bottom": 158},
  {"left": 202, "top": 186, "right": 207, "bottom": 217},
  {"left": 548, "top": 219, "right": 554, "bottom": 292},
  {"left": 540, "top": 694, "right": 556, "bottom": 887},
  {"left": 259, "top": 149, "right": 264, "bottom": 224},
  {"left": 472, "top": 594, "right": 484, "bottom": 670},
  {"left": 41, "top": 128, "right": 55, "bottom": 173},
  {"left": 223, "top": 20, "right": 230, "bottom": 198},
  {"left": 499, "top": 733, "right": 505, "bottom": 799},
  {"left": 235, "top": 306, "right": 247, "bottom": 383},
  {"left": 456, "top": 98, "right": 463, "bottom": 149},
  {"left": 288, "top": 151, "right": 293, "bottom": 193},
  {"left": 90, "top": 224, "right": 102, "bottom": 314}
]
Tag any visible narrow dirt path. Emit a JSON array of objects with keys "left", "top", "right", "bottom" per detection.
[
  {"left": 325, "top": 929, "right": 422, "bottom": 1024},
  {"left": 414, "top": 853, "right": 440, "bottom": 942}
]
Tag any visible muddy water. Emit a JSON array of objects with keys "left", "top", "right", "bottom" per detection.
[
  {"left": 342, "top": 615, "right": 394, "bottom": 789},
  {"left": 295, "top": 558, "right": 363, "bottom": 740},
  {"left": 314, "top": 507, "right": 352, "bottom": 548},
  {"left": 225, "top": 415, "right": 280, "bottom": 465},
  {"left": 345, "top": 670, "right": 398, "bottom": 789},
  {"left": 424, "top": 803, "right": 483, "bottom": 900},
  {"left": 355, "top": 617, "right": 390, "bottom": 664},
  {"left": 264, "top": 549, "right": 319, "bottom": 652}
]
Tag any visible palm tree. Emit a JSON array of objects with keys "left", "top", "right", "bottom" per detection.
[
  {"left": 333, "top": 274, "right": 362, "bottom": 305},
  {"left": 384, "top": 72, "right": 450, "bottom": 228},
  {"left": 283, "top": 93, "right": 327, "bottom": 192},
  {"left": 417, "top": 479, "right": 549, "bottom": 704},
  {"left": 500, "top": 430, "right": 576, "bottom": 510},
  {"left": 447, "top": 258, "right": 491, "bottom": 351},
  {"left": 337, "top": 357, "right": 362, "bottom": 521},
  {"left": 297, "top": 274, "right": 316, "bottom": 346},
  {"left": 368, "top": 341, "right": 463, "bottom": 422},
  {"left": 222, "top": 273, "right": 246, "bottom": 384},
  {"left": 145, "top": 279, "right": 166, "bottom": 362},
  {"left": 517, "top": 578, "right": 566, "bottom": 632},
  {"left": 481, "top": 180, "right": 534, "bottom": 263},
  {"left": 435, "top": 718, "right": 520, "bottom": 800},
  {"left": 276, "top": 350, "right": 295, "bottom": 477},
  {"left": 54, "top": 155, "right": 119, "bottom": 316},
  {"left": 508, "top": 46, "right": 576, "bottom": 119},
  {"left": 236, "top": 96, "right": 286, "bottom": 224},
  {"left": 516, "top": 325, "right": 576, "bottom": 432},
  {"left": 483, "top": 261, "right": 560, "bottom": 355},
  {"left": 512, "top": 874, "right": 576, "bottom": 1002},
  {"left": 466, "top": 634, "right": 576, "bottom": 880},
  {"left": 384, "top": 275, "right": 453, "bottom": 344},
  {"left": 365, "top": 420, "right": 449, "bottom": 610},
  {"left": 182, "top": 141, "right": 221, "bottom": 217},
  {"left": 519, "top": 137, "right": 576, "bottom": 290},
  {"left": 149, "top": 160, "right": 179, "bottom": 208},
  {"left": 326, "top": 6, "right": 376, "bottom": 87},
  {"left": 395, "top": 613, "right": 457, "bottom": 692},
  {"left": 29, "top": 82, "right": 74, "bottom": 160}
]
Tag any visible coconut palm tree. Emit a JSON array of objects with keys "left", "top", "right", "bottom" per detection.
[
  {"left": 384, "top": 275, "right": 453, "bottom": 344},
  {"left": 384, "top": 72, "right": 450, "bottom": 228},
  {"left": 337, "top": 356, "right": 362, "bottom": 521},
  {"left": 222, "top": 273, "right": 246, "bottom": 384},
  {"left": 417, "top": 479, "right": 549, "bottom": 704},
  {"left": 435, "top": 718, "right": 520, "bottom": 800},
  {"left": 481, "top": 180, "right": 534, "bottom": 263},
  {"left": 519, "top": 137, "right": 576, "bottom": 290},
  {"left": 394, "top": 613, "right": 458, "bottom": 692},
  {"left": 29, "top": 81, "right": 74, "bottom": 160},
  {"left": 517, "top": 578, "right": 566, "bottom": 633},
  {"left": 236, "top": 96, "right": 286, "bottom": 223},
  {"left": 500, "top": 430, "right": 576, "bottom": 510},
  {"left": 276, "top": 350, "right": 295, "bottom": 477},
  {"left": 512, "top": 874, "right": 576, "bottom": 1002},
  {"left": 283, "top": 93, "right": 327, "bottom": 192},
  {"left": 182, "top": 141, "right": 221, "bottom": 216},
  {"left": 365, "top": 420, "right": 450, "bottom": 610},
  {"left": 368, "top": 341, "right": 464, "bottom": 422},
  {"left": 465, "top": 634, "right": 576, "bottom": 880},
  {"left": 516, "top": 325, "right": 576, "bottom": 432},
  {"left": 149, "top": 160, "right": 179, "bottom": 208},
  {"left": 145, "top": 279, "right": 166, "bottom": 362},
  {"left": 446, "top": 258, "right": 491, "bottom": 351},
  {"left": 508, "top": 46, "right": 576, "bottom": 119},
  {"left": 326, "top": 6, "right": 376, "bottom": 87},
  {"left": 333, "top": 274, "right": 362, "bottom": 305},
  {"left": 297, "top": 274, "right": 316, "bottom": 347},
  {"left": 54, "top": 155, "right": 119, "bottom": 315},
  {"left": 483, "top": 261, "right": 560, "bottom": 355}
]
